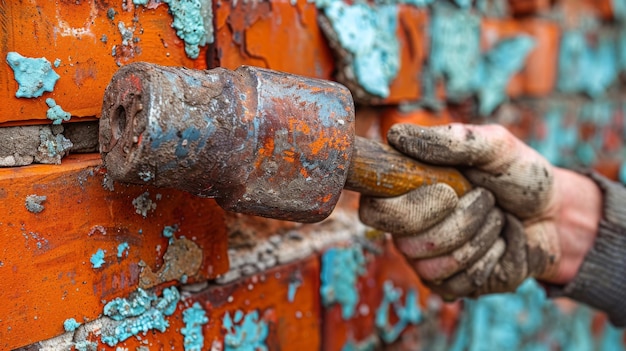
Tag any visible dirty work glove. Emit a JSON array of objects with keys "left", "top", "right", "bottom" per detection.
[{"left": 360, "top": 123, "right": 564, "bottom": 298}]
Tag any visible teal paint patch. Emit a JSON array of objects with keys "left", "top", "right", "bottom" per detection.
[
  {"left": 447, "top": 279, "right": 625, "bottom": 351},
  {"left": 558, "top": 31, "right": 617, "bottom": 98},
  {"left": 101, "top": 287, "right": 180, "bottom": 346},
  {"left": 54, "top": 58, "right": 61, "bottom": 68},
  {"left": 45, "top": 98, "right": 72, "bottom": 125},
  {"left": 612, "top": 0, "right": 626, "bottom": 21},
  {"left": 375, "top": 280, "right": 421, "bottom": 344},
  {"left": 135, "top": 0, "right": 213, "bottom": 59},
  {"left": 163, "top": 225, "right": 179, "bottom": 239},
  {"left": 430, "top": 4, "right": 532, "bottom": 115},
  {"left": 474, "top": 36, "right": 535, "bottom": 115},
  {"left": 63, "top": 318, "right": 81, "bottom": 332},
  {"left": 619, "top": 161, "right": 626, "bottom": 185},
  {"left": 25, "top": 194, "right": 46, "bottom": 214},
  {"left": 223, "top": 310, "right": 269, "bottom": 351},
  {"left": 181, "top": 302, "right": 209, "bottom": 351},
  {"left": 117, "top": 242, "right": 129, "bottom": 258},
  {"left": 90, "top": 249, "right": 106, "bottom": 269},
  {"left": 287, "top": 279, "right": 301, "bottom": 303},
  {"left": 320, "top": 245, "right": 366, "bottom": 319},
  {"left": 430, "top": 3, "right": 481, "bottom": 100},
  {"left": 6, "top": 52, "right": 60, "bottom": 98},
  {"left": 316, "top": 0, "right": 400, "bottom": 97},
  {"left": 529, "top": 103, "right": 578, "bottom": 167}
]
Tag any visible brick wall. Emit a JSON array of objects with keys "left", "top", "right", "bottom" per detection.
[{"left": 1, "top": 0, "right": 625, "bottom": 350}]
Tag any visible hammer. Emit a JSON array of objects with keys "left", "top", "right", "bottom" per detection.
[{"left": 100, "top": 62, "right": 471, "bottom": 222}]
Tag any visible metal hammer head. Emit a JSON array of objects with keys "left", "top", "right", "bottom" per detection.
[{"left": 100, "top": 62, "right": 355, "bottom": 222}]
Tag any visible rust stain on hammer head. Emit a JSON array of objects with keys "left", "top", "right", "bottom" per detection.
[{"left": 100, "top": 62, "right": 355, "bottom": 222}]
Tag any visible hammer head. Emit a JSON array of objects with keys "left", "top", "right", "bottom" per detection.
[{"left": 100, "top": 62, "right": 355, "bottom": 222}]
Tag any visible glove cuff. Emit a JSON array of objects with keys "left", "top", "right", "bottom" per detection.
[{"left": 554, "top": 172, "right": 626, "bottom": 327}]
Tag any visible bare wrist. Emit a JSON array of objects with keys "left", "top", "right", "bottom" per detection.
[{"left": 547, "top": 167, "right": 602, "bottom": 284}]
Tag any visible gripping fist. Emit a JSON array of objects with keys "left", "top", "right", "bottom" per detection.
[{"left": 360, "top": 123, "right": 601, "bottom": 299}]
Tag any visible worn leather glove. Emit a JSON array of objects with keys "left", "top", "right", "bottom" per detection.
[{"left": 360, "top": 123, "right": 563, "bottom": 299}]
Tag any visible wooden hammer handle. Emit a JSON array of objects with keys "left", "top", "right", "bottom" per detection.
[{"left": 345, "top": 136, "right": 472, "bottom": 198}]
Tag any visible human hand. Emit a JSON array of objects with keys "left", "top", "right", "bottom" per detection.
[{"left": 359, "top": 123, "right": 602, "bottom": 298}]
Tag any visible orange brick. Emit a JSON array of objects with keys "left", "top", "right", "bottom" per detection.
[
  {"left": 0, "top": 1, "right": 208, "bottom": 125},
  {"left": 0, "top": 154, "right": 228, "bottom": 350},
  {"left": 213, "top": 0, "right": 335, "bottom": 79},
  {"left": 384, "top": 5, "right": 429, "bottom": 104},
  {"left": 19, "top": 256, "right": 321, "bottom": 351},
  {"left": 508, "top": 0, "right": 553, "bottom": 16},
  {"left": 481, "top": 18, "right": 559, "bottom": 98},
  {"left": 322, "top": 239, "right": 432, "bottom": 350}
]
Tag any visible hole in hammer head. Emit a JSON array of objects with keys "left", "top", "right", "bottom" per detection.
[{"left": 112, "top": 105, "right": 127, "bottom": 141}]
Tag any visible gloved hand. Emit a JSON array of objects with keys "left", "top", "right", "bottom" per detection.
[{"left": 360, "top": 123, "right": 601, "bottom": 299}]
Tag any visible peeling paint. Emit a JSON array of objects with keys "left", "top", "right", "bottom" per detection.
[
  {"left": 117, "top": 242, "right": 129, "bottom": 258},
  {"left": 223, "top": 310, "right": 269, "bottom": 351},
  {"left": 558, "top": 31, "right": 617, "bottom": 97},
  {"left": 63, "top": 318, "right": 81, "bottom": 332},
  {"left": 430, "top": 3, "right": 481, "bottom": 100},
  {"left": 474, "top": 36, "right": 535, "bottom": 115},
  {"left": 45, "top": 98, "right": 72, "bottom": 125},
  {"left": 6, "top": 52, "right": 60, "bottom": 98},
  {"left": 25, "top": 194, "right": 46, "bottom": 214},
  {"left": 448, "top": 279, "right": 625, "bottom": 351},
  {"left": 37, "top": 127, "right": 73, "bottom": 164},
  {"left": 138, "top": 236, "right": 202, "bottom": 289},
  {"left": 181, "top": 302, "right": 209, "bottom": 351},
  {"left": 320, "top": 244, "right": 366, "bottom": 319},
  {"left": 133, "top": 0, "right": 213, "bottom": 59},
  {"left": 316, "top": 0, "right": 400, "bottom": 98},
  {"left": 375, "top": 280, "right": 422, "bottom": 344},
  {"left": 90, "top": 249, "right": 106, "bottom": 269},
  {"left": 101, "top": 287, "right": 180, "bottom": 346}
]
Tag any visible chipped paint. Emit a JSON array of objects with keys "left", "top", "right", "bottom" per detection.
[
  {"left": 133, "top": 0, "right": 213, "bottom": 59},
  {"left": 430, "top": 4, "right": 533, "bottom": 115},
  {"left": 287, "top": 279, "right": 301, "bottom": 303},
  {"left": 316, "top": 0, "right": 400, "bottom": 98},
  {"left": 63, "top": 318, "right": 81, "bottom": 332},
  {"left": 375, "top": 280, "right": 422, "bottom": 344},
  {"left": 223, "top": 310, "right": 269, "bottom": 351},
  {"left": 25, "top": 194, "right": 46, "bottom": 214},
  {"left": 90, "top": 249, "right": 106, "bottom": 269},
  {"left": 430, "top": 3, "right": 481, "bottom": 100},
  {"left": 6, "top": 52, "right": 60, "bottom": 98},
  {"left": 558, "top": 31, "right": 618, "bottom": 97},
  {"left": 474, "top": 36, "right": 535, "bottom": 115},
  {"left": 448, "top": 279, "right": 626, "bottom": 350},
  {"left": 45, "top": 98, "right": 71, "bottom": 125},
  {"left": 37, "top": 127, "right": 73, "bottom": 164},
  {"left": 163, "top": 224, "right": 179, "bottom": 241},
  {"left": 101, "top": 287, "right": 180, "bottom": 346},
  {"left": 181, "top": 302, "right": 209, "bottom": 351},
  {"left": 138, "top": 236, "right": 203, "bottom": 289},
  {"left": 116, "top": 242, "right": 129, "bottom": 258},
  {"left": 320, "top": 244, "right": 366, "bottom": 319}
]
